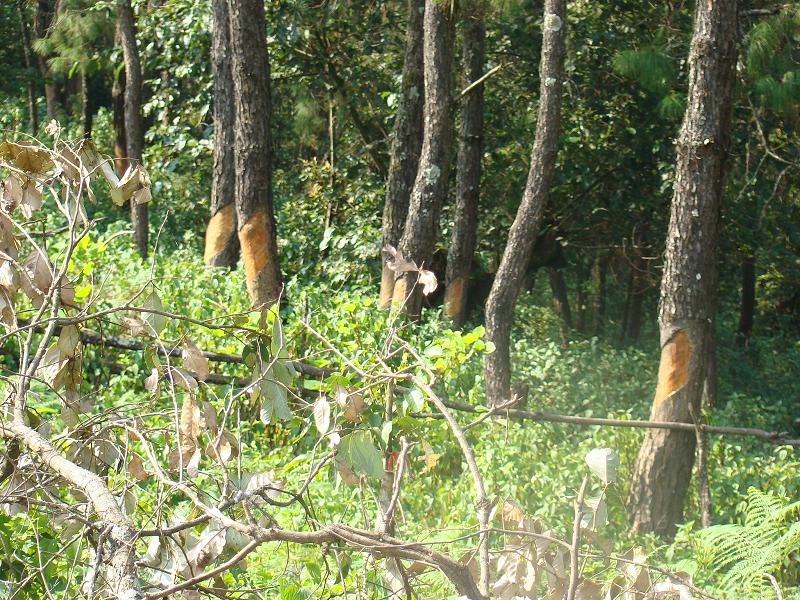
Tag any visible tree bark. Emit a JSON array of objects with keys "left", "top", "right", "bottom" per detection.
[
  {"left": 204, "top": 0, "right": 240, "bottom": 268},
  {"left": 548, "top": 267, "right": 571, "bottom": 347},
  {"left": 112, "top": 66, "right": 127, "bottom": 175},
  {"left": 625, "top": 0, "right": 737, "bottom": 537},
  {"left": 80, "top": 72, "right": 93, "bottom": 138},
  {"left": 34, "top": 0, "right": 60, "bottom": 122},
  {"left": 16, "top": 0, "right": 39, "bottom": 136},
  {"left": 591, "top": 255, "right": 607, "bottom": 336},
  {"left": 379, "top": 0, "right": 425, "bottom": 307},
  {"left": 228, "top": 0, "right": 283, "bottom": 306},
  {"left": 117, "top": 0, "right": 148, "bottom": 258},
  {"left": 737, "top": 255, "right": 755, "bottom": 346},
  {"left": 621, "top": 253, "right": 647, "bottom": 343},
  {"left": 391, "top": 0, "right": 457, "bottom": 319},
  {"left": 445, "top": 11, "right": 486, "bottom": 328},
  {"left": 483, "top": 0, "right": 567, "bottom": 406}
]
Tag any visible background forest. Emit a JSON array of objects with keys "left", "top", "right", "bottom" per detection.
[{"left": 0, "top": 0, "right": 799, "bottom": 598}]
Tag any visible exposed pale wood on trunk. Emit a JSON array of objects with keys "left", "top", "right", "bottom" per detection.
[
  {"left": 625, "top": 0, "right": 738, "bottom": 537},
  {"left": 445, "top": 11, "right": 486, "bottom": 327},
  {"left": 204, "top": 0, "right": 240, "bottom": 268},
  {"left": 380, "top": 0, "right": 425, "bottom": 308},
  {"left": 228, "top": 0, "right": 283, "bottom": 306},
  {"left": 392, "top": 0, "right": 457, "bottom": 318}
]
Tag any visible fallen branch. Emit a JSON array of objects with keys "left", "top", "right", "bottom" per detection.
[{"left": 436, "top": 400, "right": 800, "bottom": 447}]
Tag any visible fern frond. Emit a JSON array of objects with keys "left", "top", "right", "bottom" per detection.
[{"left": 697, "top": 487, "right": 800, "bottom": 597}]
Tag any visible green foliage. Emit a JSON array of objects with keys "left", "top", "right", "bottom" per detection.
[{"left": 697, "top": 487, "right": 800, "bottom": 596}]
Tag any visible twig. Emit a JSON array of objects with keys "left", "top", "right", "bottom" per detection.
[
  {"left": 383, "top": 436, "right": 411, "bottom": 530},
  {"left": 567, "top": 474, "right": 589, "bottom": 600},
  {"left": 460, "top": 64, "right": 503, "bottom": 97},
  {"left": 765, "top": 573, "right": 784, "bottom": 600}
]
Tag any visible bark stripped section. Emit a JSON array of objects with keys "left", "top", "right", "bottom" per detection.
[
  {"left": 228, "top": 0, "right": 282, "bottom": 306},
  {"left": 483, "top": 0, "right": 567, "bottom": 406},
  {"left": 625, "top": 0, "right": 737, "bottom": 537},
  {"left": 392, "top": 0, "right": 457, "bottom": 318},
  {"left": 380, "top": 0, "right": 425, "bottom": 308},
  {"left": 445, "top": 10, "right": 486, "bottom": 327},
  {"left": 117, "top": 0, "right": 148, "bottom": 258},
  {"left": 204, "top": 0, "right": 239, "bottom": 267}
]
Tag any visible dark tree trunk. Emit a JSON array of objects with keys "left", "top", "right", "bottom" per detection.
[
  {"left": 591, "top": 255, "right": 607, "bottom": 336},
  {"left": 621, "top": 253, "right": 647, "bottom": 343},
  {"left": 392, "top": 0, "right": 457, "bottom": 318},
  {"left": 112, "top": 65, "right": 127, "bottom": 175},
  {"left": 34, "top": 0, "right": 59, "bottom": 121},
  {"left": 445, "top": 11, "right": 486, "bottom": 328},
  {"left": 575, "top": 262, "right": 588, "bottom": 334},
  {"left": 80, "top": 72, "right": 93, "bottom": 138},
  {"left": 204, "top": 0, "right": 239, "bottom": 268},
  {"left": 16, "top": 0, "right": 39, "bottom": 136},
  {"left": 737, "top": 255, "right": 755, "bottom": 346},
  {"left": 547, "top": 267, "right": 571, "bottom": 347},
  {"left": 379, "top": 0, "right": 425, "bottom": 308},
  {"left": 228, "top": 0, "right": 282, "bottom": 306},
  {"left": 117, "top": 0, "right": 148, "bottom": 258},
  {"left": 483, "top": 0, "right": 567, "bottom": 406},
  {"left": 625, "top": 0, "right": 737, "bottom": 537}
]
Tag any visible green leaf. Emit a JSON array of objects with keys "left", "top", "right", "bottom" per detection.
[
  {"left": 142, "top": 292, "right": 167, "bottom": 335},
  {"left": 260, "top": 374, "right": 292, "bottom": 424},
  {"left": 338, "top": 431, "right": 383, "bottom": 480}
]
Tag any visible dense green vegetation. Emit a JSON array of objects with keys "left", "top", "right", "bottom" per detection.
[{"left": 1, "top": 0, "right": 799, "bottom": 598}]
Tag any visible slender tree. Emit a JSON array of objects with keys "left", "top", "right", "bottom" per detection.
[
  {"left": 34, "top": 0, "right": 61, "bottom": 121},
  {"left": 204, "top": 0, "right": 239, "bottom": 268},
  {"left": 483, "top": 0, "right": 567, "bottom": 406},
  {"left": 16, "top": 0, "right": 39, "bottom": 136},
  {"left": 625, "top": 0, "right": 738, "bottom": 537},
  {"left": 112, "top": 63, "right": 127, "bottom": 175},
  {"left": 391, "top": 0, "right": 457, "bottom": 318},
  {"left": 116, "top": 0, "right": 147, "bottom": 258},
  {"left": 737, "top": 255, "right": 756, "bottom": 346},
  {"left": 228, "top": 0, "right": 282, "bottom": 306},
  {"left": 445, "top": 8, "right": 486, "bottom": 327},
  {"left": 379, "top": 0, "right": 425, "bottom": 308}
]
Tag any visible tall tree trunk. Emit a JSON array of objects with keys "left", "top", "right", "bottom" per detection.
[
  {"left": 112, "top": 66, "right": 127, "bottom": 175},
  {"left": 117, "top": 0, "right": 148, "bottom": 258},
  {"left": 621, "top": 253, "right": 647, "bottom": 343},
  {"left": 445, "top": 10, "right": 486, "bottom": 328},
  {"left": 625, "top": 0, "right": 737, "bottom": 537},
  {"left": 204, "top": 0, "right": 239, "bottom": 268},
  {"left": 391, "top": 0, "right": 457, "bottom": 318},
  {"left": 16, "top": 0, "right": 39, "bottom": 136},
  {"left": 575, "top": 262, "right": 588, "bottom": 334},
  {"left": 80, "top": 72, "right": 93, "bottom": 138},
  {"left": 379, "top": 0, "right": 425, "bottom": 307},
  {"left": 591, "top": 255, "right": 607, "bottom": 336},
  {"left": 483, "top": 0, "right": 567, "bottom": 406},
  {"left": 228, "top": 0, "right": 283, "bottom": 306},
  {"left": 34, "top": 0, "right": 59, "bottom": 122},
  {"left": 737, "top": 255, "right": 755, "bottom": 346},
  {"left": 548, "top": 267, "right": 571, "bottom": 347}
]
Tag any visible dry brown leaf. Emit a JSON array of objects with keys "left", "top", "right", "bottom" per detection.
[
  {"left": 127, "top": 454, "right": 149, "bottom": 482},
  {"left": 313, "top": 396, "right": 331, "bottom": 434},
  {"left": 335, "top": 384, "right": 365, "bottom": 422},
  {"left": 144, "top": 367, "right": 160, "bottom": 393},
  {"left": 335, "top": 459, "right": 359, "bottom": 485},
  {"left": 418, "top": 269, "right": 438, "bottom": 296},
  {"left": 182, "top": 338, "right": 209, "bottom": 381},
  {"left": 170, "top": 366, "right": 198, "bottom": 392},
  {"left": 0, "top": 141, "right": 52, "bottom": 173}
]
